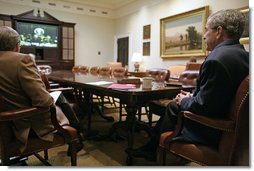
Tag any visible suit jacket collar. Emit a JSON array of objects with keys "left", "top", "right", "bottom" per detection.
[{"left": 214, "top": 39, "right": 240, "bottom": 50}]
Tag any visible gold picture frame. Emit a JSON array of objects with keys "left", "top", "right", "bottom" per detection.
[
  {"left": 143, "top": 24, "right": 151, "bottom": 40},
  {"left": 143, "top": 42, "right": 150, "bottom": 56},
  {"left": 160, "top": 6, "right": 209, "bottom": 58},
  {"left": 239, "top": 7, "right": 249, "bottom": 45}
]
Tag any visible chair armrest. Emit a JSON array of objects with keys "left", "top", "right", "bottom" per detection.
[
  {"left": 179, "top": 70, "right": 199, "bottom": 88},
  {"left": 182, "top": 111, "right": 235, "bottom": 132},
  {"left": 160, "top": 112, "right": 184, "bottom": 147},
  {"left": 160, "top": 110, "right": 235, "bottom": 148},
  {"left": 49, "top": 106, "right": 76, "bottom": 141},
  {"left": 0, "top": 105, "right": 76, "bottom": 142},
  {"left": 0, "top": 107, "right": 49, "bottom": 121}
]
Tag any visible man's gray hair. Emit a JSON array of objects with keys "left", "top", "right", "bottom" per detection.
[
  {"left": 0, "top": 26, "right": 20, "bottom": 51},
  {"left": 208, "top": 9, "right": 246, "bottom": 40}
]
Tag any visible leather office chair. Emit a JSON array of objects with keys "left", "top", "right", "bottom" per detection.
[
  {"left": 185, "top": 62, "right": 201, "bottom": 71},
  {"left": 89, "top": 66, "right": 100, "bottom": 76},
  {"left": 180, "top": 62, "right": 201, "bottom": 87},
  {"left": 38, "top": 65, "right": 74, "bottom": 97},
  {"left": 79, "top": 65, "right": 89, "bottom": 74},
  {"left": 98, "top": 66, "right": 112, "bottom": 78},
  {"left": 146, "top": 69, "right": 170, "bottom": 126},
  {"left": 159, "top": 75, "right": 249, "bottom": 166},
  {"left": 72, "top": 65, "right": 89, "bottom": 74},
  {"left": 72, "top": 65, "right": 81, "bottom": 72},
  {"left": 146, "top": 68, "right": 170, "bottom": 82},
  {"left": 37, "top": 64, "right": 68, "bottom": 89},
  {"left": 168, "top": 65, "right": 186, "bottom": 79},
  {"left": 112, "top": 67, "right": 127, "bottom": 79},
  {"left": 168, "top": 62, "right": 201, "bottom": 79},
  {"left": 37, "top": 65, "right": 52, "bottom": 75},
  {"left": 178, "top": 70, "right": 199, "bottom": 88},
  {"left": 107, "top": 62, "right": 123, "bottom": 74},
  {"left": 148, "top": 66, "right": 199, "bottom": 126},
  {"left": 40, "top": 73, "right": 74, "bottom": 98},
  {"left": 0, "top": 96, "right": 79, "bottom": 166}
]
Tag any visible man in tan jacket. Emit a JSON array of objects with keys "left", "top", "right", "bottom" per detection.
[{"left": 0, "top": 26, "right": 68, "bottom": 153}]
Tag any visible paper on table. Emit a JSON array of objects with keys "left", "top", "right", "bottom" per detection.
[
  {"left": 108, "top": 83, "right": 136, "bottom": 89},
  {"left": 50, "top": 91, "right": 62, "bottom": 103},
  {"left": 86, "top": 81, "right": 113, "bottom": 85}
]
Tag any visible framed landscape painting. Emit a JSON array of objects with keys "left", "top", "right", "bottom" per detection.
[
  {"left": 160, "top": 6, "right": 209, "bottom": 58},
  {"left": 239, "top": 7, "right": 249, "bottom": 45}
]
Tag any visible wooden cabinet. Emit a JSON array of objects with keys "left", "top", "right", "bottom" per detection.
[
  {"left": 0, "top": 14, "right": 12, "bottom": 27},
  {"left": 19, "top": 47, "right": 36, "bottom": 57},
  {"left": 20, "top": 47, "right": 59, "bottom": 60},
  {"left": 0, "top": 10, "right": 75, "bottom": 70},
  {"left": 62, "top": 23, "right": 75, "bottom": 61},
  {"left": 43, "top": 48, "right": 59, "bottom": 60}
]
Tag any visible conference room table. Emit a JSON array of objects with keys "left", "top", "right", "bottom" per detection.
[{"left": 48, "top": 70, "right": 188, "bottom": 165}]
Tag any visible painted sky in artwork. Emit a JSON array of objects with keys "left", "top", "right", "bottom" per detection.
[{"left": 165, "top": 15, "right": 203, "bottom": 42}]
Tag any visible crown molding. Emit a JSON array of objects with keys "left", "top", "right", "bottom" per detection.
[{"left": 0, "top": 0, "right": 164, "bottom": 19}]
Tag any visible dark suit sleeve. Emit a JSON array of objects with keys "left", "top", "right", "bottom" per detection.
[
  {"left": 17, "top": 54, "right": 54, "bottom": 108},
  {"left": 180, "top": 60, "right": 231, "bottom": 117}
]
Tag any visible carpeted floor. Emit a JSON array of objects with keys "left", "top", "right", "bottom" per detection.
[{"left": 25, "top": 102, "right": 199, "bottom": 166}]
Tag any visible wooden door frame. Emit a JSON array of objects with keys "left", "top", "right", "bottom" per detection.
[{"left": 114, "top": 32, "right": 132, "bottom": 69}]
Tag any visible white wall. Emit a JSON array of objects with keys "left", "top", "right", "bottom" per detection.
[
  {"left": 0, "top": 0, "right": 249, "bottom": 70},
  {"left": 115, "top": 0, "right": 249, "bottom": 71},
  {"left": 0, "top": 2, "right": 115, "bottom": 67}
]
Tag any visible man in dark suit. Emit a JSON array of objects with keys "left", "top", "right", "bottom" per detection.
[{"left": 132, "top": 9, "right": 249, "bottom": 161}]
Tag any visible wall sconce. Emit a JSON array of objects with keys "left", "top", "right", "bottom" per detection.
[{"left": 131, "top": 52, "right": 143, "bottom": 72}]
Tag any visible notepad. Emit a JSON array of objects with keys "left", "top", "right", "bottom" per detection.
[
  {"left": 108, "top": 83, "right": 136, "bottom": 89},
  {"left": 50, "top": 91, "right": 62, "bottom": 103},
  {"left": 86, "top": 81, "right": 113, "bottom": 85}
]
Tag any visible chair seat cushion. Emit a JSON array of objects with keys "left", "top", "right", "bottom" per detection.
[
  {"left": 169, "top": 142, "right": 223, "bottom": 165},
  {"left": 6, "top": 124, "right": 77, "bottom": 158},
  {"left": 8, "top": 133, "right": 64, "bottom": 157},
  {"left": 160, "top": 131, "right": 223, "bottom": 165}
]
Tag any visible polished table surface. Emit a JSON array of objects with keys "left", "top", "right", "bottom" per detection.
[
  {"left": 49, "top": 70, "right": 183, "bottom": 104},
  {"left": 48, "top": 70, "right": 186, "bottom": 165}
]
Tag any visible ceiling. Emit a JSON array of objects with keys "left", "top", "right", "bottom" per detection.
[
  {"left": 61, "top": 0, "right": 136, "bottom": 9},
  {"left": 0, "top": 0, "right": 162, "bottom": 18}
]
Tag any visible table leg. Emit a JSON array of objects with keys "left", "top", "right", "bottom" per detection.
[
  {"left": 77, "top": 91, "right": 100, "bottom": 140},
  {"left": 125, "top": 104, "right": 138, "bottom": 165},
  {"left": 124, "top": 104, "right": 155, "bottom": 165}
]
